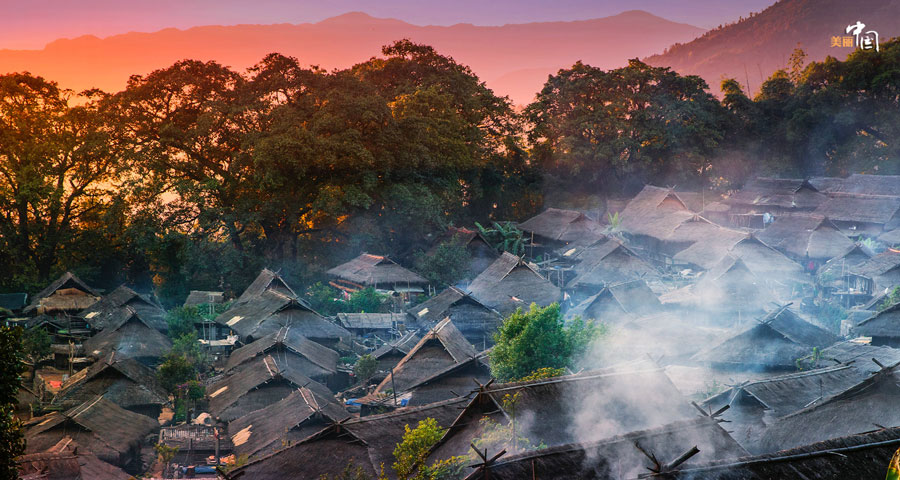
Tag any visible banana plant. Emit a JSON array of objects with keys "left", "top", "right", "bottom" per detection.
[{"left": 475, "top": 221, "right": 525, "bottom": 256}]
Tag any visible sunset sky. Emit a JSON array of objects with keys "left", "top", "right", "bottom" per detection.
[{"left": 3, "top": 0, "right": 776, "bottom": 49}]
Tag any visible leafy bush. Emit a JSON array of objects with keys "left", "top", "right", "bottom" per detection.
[
  {"left": 354, "top": 354, "right": 377, "bottom": 381},
  {"left": 415, "top": 241, "right": 470, "bottom": 287}
]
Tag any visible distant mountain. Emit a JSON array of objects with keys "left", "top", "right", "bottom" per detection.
[
  {"left": 0, "top": 11, "right": 703, "bottom": 105},
  {"left": 645, "top": 0, "right": 900, "bottom": 95}
]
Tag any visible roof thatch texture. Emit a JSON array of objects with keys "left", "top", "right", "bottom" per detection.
[
  {"left": 52, "top": 351, "right": 167, "bottom": 412},
  {"left": 223, "top": 396, "right": 469, "bottom": 480},
  {"left": 235, "top": 268, "right": 297, "bottom": 305},
  {"left": 517, "top": 208, "right": 605, "bottom": 244},
  {"left": 24, "top": 272, "right": 100, "bottom": 314},
  {"left": 818, "top": 340, "right": 900, "bottom": 374},
  {"left": 403, "top": 354, "right": 492, "bottom": 406},
  {"left": 407, "top": 287, "right": 502, "bottom": 346},
  {"left": 207, "top": 354, "right": 335, "bottom": 422},
  {"left": 880, "top": 228, "right": 900, "bottom": 246},
  {"left": 326, "top": 254, "right": 427, "bottom": 287},
  {"left": 619, "top": 186, "right": 696, "bottom": 240},
  {"left": 854, "top": 249, "right": 900, "bottom": 281},
  {"left": 224, "top": 325, "right": 338, "bottom": 378},
  {"left": 755, "top": 215, "right": 854, "bottom": 261},
  {"left": 372, "top": 331, "right": 421, "bottom": 359},
  {"left": 566, "top": 280, "right": 662, "bottom": 324},
  {"left": 810, "top": 173, "right": 900, "bottom": 197},
  {"left": 82, "top": 308, "right": 172, "bottom": 364},
  {"left": 566, "top": 239, "right": 660, "bottom": 289},
  {"left": 726, "top": 178, "right": 825, "bottom": 210},
  {"left": 661, "top": 255, "right": 777, "bottom": 316},
  {"left": 228, "top": 386, "right": 351, "bottom": 459},
  {"left": 466, "top": 252, "right": 561, "bottom": 316},
  {"left": 374, "top": 318, "right": 476, "bottom": 395},
  {"left": 815, "top": 243, "right": 875, "bottom": 287},
  {"left": 759, "top": 366, "right": 900, "bottom": 452},
  {"left": 79, "top": 285, "right": 166, "bottom": 332},
  {"left": 17, "top": 437, "right": 132, "bottom": 480},
  {"left": 669, "top": 221, "right": 746, "bottom": 269},
  {"left": 462, "top": 417, "right": 746, "bottom": 480},
  {"left": 729, "top": 237, "right": 809, "bottom": 288},
  {"left": 813, "top": 195, "right": 900, "bottom": 224},
  {"left": 184, "top": 290, "right": 225, "bottom": 307},
  {"left": 692, "top": 305, "right": 840, "bottom": 370},
  {"left": 337, "top": 312, "right": 398, "bottom": 330},
  {"left": 854, "top": 302, "right": 900, "bottom": 338},
  {"left": 215, "top": 290, "right": 349, "bottom": 342},
  {"left": 24, "top": 396, "right": 158, "bottom": 467}
]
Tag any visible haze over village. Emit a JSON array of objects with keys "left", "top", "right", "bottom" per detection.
[{"left": 3, "top": 0, "right": 900, "bottom": 479}]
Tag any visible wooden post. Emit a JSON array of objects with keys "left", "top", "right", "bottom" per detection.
[{"left": 390, "top": 366, "right": 398, "bottom": 406}]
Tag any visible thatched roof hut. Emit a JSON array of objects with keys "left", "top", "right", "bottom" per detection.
[
  {"left": 326, "top": 254, "right": 428, "bottom": 292},
  {"left": 854, "top": 303, "right": 900, "bottom": 347},
  {"left": 724, "top": 178, "right": 826, "bottom": 223},
  {"left": 17, "top": 437, "right": 132, "bottom": 480},
  {"left": 373, "top": 318, "right": 476, "bottom": 397},
  {"left": 52, "top": 351, "right": 167, "bottom": 417},
  {"left": 372, "top": 331, "right": 421, "bottom": 373},
  {"left": 815, "top": 243, "right": 875, "bottom": 292},
  {"left": 759, "top": 364, "right": 900, "bottom": 452},
  {"left": 24, "top": 272, "right": 100, "bottom": 316},
  {"left": 728, "top": 236, "right": 810, "bottom": 291},
  {"left": 222, "top": 396, "right": 469, "bottom": 480},
  {"left": 215, "top": 289, "right": 350, "bottom": 345},
  {"left": 407, "top": 286, "right": 502, "bottom": 347},
  {"left": 692, "top": 305, "right": 839, "bottom": 371},
  {"left": 79, "top": 285, "right": 166, "bottom": 332},
  {"left": 224, "top": 325, "right": 339, "bottom": 381},
  {"left": 228, "top": 386, "right": 351, "bottom": 459},
  {"left": 852, "top": 249, "right": 900, "bottom": 292},
  {"left": 336, "top": 312, "right": 399, "bottom": 334},
  {"left": 755, "top": 216, "right": 853, "bottom": 263},
  {"left": 810, "top": 173, "right": 900, "bottom": 198},
  {"left": 517, "top": 208, "right": 605, "bottom": 245},
  {"left": 619, "top": 186, "right": 696, "bottom": 243},
  {"left": 235, "top": 268, "right": 296, "bottom": 305},
  {"left": 813, "top": 195, "right": 900, "bottom": 235},
  {"left": 566, "top": 280, "right": 662, "bottom": 324},
  {"left": 402, "top": 353, "right": 492, "bottom": 407},
  {"left": 183, "top": 290, "right": 225, "bottom": 307},
  {"left": 82, "top": 307, "right": 172, "bottom": 366},
  {"left": 24, "top": 396, "right": 158, "bottom": 470},
  {"left": 565, "top": 239, "right": 660, "bottom": 295},
  {"left": 207, "top": 354, "right": 335, "bottom": 422},
  {"left": 818, "top": 340, "right": 900, "bottom": 374},
  {"left": 466, "top": 252, "right": 561, "bottom": 316},
  {"left": 461, "top": 416, "right": 746, "bottom": 480},
  {"left": 427, "top": 226, "right": 499, "bottom": 280},
  {"left": 668, "top": 220, "right": 746, "bottom": 270}
]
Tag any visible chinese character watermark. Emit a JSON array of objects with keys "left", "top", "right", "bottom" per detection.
[{"left": 832, "top": 21, "right": 880, "bottom": 51}]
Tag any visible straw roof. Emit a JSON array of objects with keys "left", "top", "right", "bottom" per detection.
[
  {"left": 726, "top": 177, "right": 826, "bottom": 210},
  {"left": 235, "top": 268, "right": 297, "bottom": 306},
  {"left": 224, "top": 325, "right": 339, "bottom": 377},
  {"left": 670, "top": 221, "right": 746, "bottom": 270},
  {"left": 223, "top": 396, "right": 469, "bottom": 480},
  {"left": 373, "top": 318, "right": 476, "bottom": 396},
  {"left": 729, "top": 237, "right": 810, "bottom": 288},
  {"left": 24, "top": 396, "right": 158, "bottom": 467},
  {"left": 661, "top": 255, "right": 777, "bottom": 315},
  {"left": 228, "top": 386, "right": 351, "bottom": 459},
  {"left": 692, "top": 305, "right": 839, "bottom": 370},
  {"left": 372, "top": 331, "right": 421, "bottom": 360},
  {"left": 517, "top": 208, "right": 605, "bottom": 244},
  {"left": 17, "top": 437, "right": 132, "bottom": 480},
  {"left": 853, "top": 249, "right": 900, "bottom": 280},
  {"left": 207, "top": 354, "right": 335, "bottom": 422},
  {"left": 337, "top": 312, "right": 398, "bottom": 330},
  {"left": 326, "top": 254, "right": 427, "bottom": 287},
  {"left": 52, "top": 351, "right": 167, "bottom": 412},
  {"left": 184, "top": 290, "right": 225, "bottom": 307},
  {"left": 810, "top": 173, "right": 900, "bottom": 197},
  {"left": 815, "top": 243, "right": 875, "bottom": 285},
  {"left": 566, "top": 280, "right": 662, "bottom": 323},
  {"left": 813, "top": 195, "right": 900, "bottom": 224},
  {"left": 854, "top": 302, "right": 900, "bottom": 339},
  {"left": 215, "top": 289, "right": 349, "bottom": 343},
  {"left": 818, "top": 340, "right": 900, "bottom": 374},
  {"left": 82, "top": 307, "right": 172, "bottom": 365},
  {"left": 79, "top": 285, "right": 166, "bottom": 332},
  {"left": 461, "top": 417, "right": 746, "bottom": 480},
  {"left": 566, "top": 239, "right": 660, "bottom": 289},
  {"left": 466, "top": 252, "right": 561, "bottom": 316},
  {"left": 407, "top": 287, "right": 502, "bottom": 346},
  {"left": 24, "top": 272, "right": 100, "bottom": 314},
  {"left": 619, "top": 186, "right": 696, "bottom": 240},
  {"left": 403, "top": 353, "right": 492, "bottom": 406},
  {"left": 755, "top": 216, "right": 854, "bottom": 261}
]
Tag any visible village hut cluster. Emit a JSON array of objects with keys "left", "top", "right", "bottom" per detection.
[{"left": 6, "top": 173, "right": 900, "bottom": 479}]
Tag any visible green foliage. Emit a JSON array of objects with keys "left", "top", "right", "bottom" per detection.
[
  {"left": 796, "top": 347, "right": 822, "bottom": 371},
  {"left": 157, "top": 352, "right": 198, "bottom": 394},
  {"left": 880, "top": 286, "right": 900, "bottom": 311},
  {"left": 392, "top": 418, "right": 463, "bottom": 480},
  {"left": 517, "top": 367, "right": 566, "bottom": 382},
  {"left": 0, "top": 327, "right": 25, "bottom": 478},
  {"left": 172, "top": 332, "right": 207, "bottom": 369},
  {"left": 347, "top": 288, "right": 389, "bottom": 314},
  {"left": 475, "top": 221, "right": 524, "bottom": 256},
  {"left": 23, "top": 327, "right": 52, "bottom": 363},
  {"left": 490, "top": 303, "right": 601, "bottom": 382},
  {"left": 318, "top": 461, "right": 376, "bottom": 480},
  {"left": 415, "top": 241, "right": 471, "bottom": 287},
  {"left": 354, "top": 354, "right": 377, "bottom": 382},
  {"left": 306, "top": 282, "right": 343, "bottom": 316},
  {"left": 166, "top": 306, "right": 201, "bottom": 339}
]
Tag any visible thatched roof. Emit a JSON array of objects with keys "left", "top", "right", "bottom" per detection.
[
  {"left": 326, "top": 254, "right": 427, "bottom": 287},
  {"left": 224, "top": 325, "right": 338, "bottom": 376},
  {"left": 184, "top": 290, "right": 225, "bottom": 307},
  {"left": 813, "top": 195, "right": 900, "bottom": 224},
  {"left": 759, "top": 364, "right": 900, "bottom": 452},
  {"left": 235, "top": 268, "right": 297, "bottom": 305},
  {"left": 517, "top": 208, "right": 605, "bottom": 244},
  {"left": 566, "top": 280, "right": 662, "bottom": 323},
  {"left": 215, "top": 289, "right": 349, "bottom": 342},
  {"left": 24, "top": 396, "right": 158, "bottom": 467},
  {"left": 223, "top": 396, "right": 469, "bottom": 480},
  {"left": 372, "top": 331, "right": 421, "bottom": 360},
  {"left": 854, "top": 302, "right": 900, "bottom": 338},
  {"left": 24, "top": 272, "right": 100, "bottom": 314},
  {"left": 462, "top": 417, "right": 746, "bottom": 480},
  {"left": 692, "top": 305, "right": 839, "bottom": 370},
  {"left": 17, "top": 437, "right": 132, "bottom": 480},
  {"left": 52, "top": 351, "right": 167, "bottom": 411},
  {"left": 566, "top": 239, "right": 660, "bottom": 289},
  {"left": 403, "top": 353, "right": 492, "bottom": 406},
  {"left": 661, "top": 255, "right": 778, "bottom": 315},
  {"left": 810, "top": 173, "right": 900, "bottom": 197},
  {"left": 374, "top": 318, "right": 476, "bottom": 396},
  {"left": 79, "top": 285, "right": 166, "bottom": 332},
  {"left": 818, "top": 340, "right": 900, "bottom": 374},
  {"left": 619, "top": 186, "right": 696, "bottom": 240},
  {"left": 880, "top": 228, "right": 900, "bottom": 246},
  {"left": 669, "top": 221, "right": 746, "bottom": 270},
  {"left": 409, "top": 286, "right": 497, "bottom": 327},
  {"left": 815, "top": 243, "right": 875, "bottom": 286},
  {"left": 82, "top": 307, "right": 172, "bottom": 364},
  {"left": 853, "top": 249, "right": 900, "bottom": 281},
  {"left": 207, "top": 354, "right": 335, "bottom": 422},
  {"left": 727, "top": 237, "right": 809, "bottom": 287},
  {"left": 337, "top": 312, "right": 398, "bottom": 330},
  {"left": 407, "top": 287, "right": 503, "bottom": 346},
  {"left": 466, "top": 252, "right": 561, "bottom": 316},
  {"left": 755, "top": 216, "right": 854, "bottom": 261},
  {"left": 228, "top": 386, "right": 351, "bottom": 459},
  {"left": 726, "top": 177, "right": 825, "bottom": 210}
]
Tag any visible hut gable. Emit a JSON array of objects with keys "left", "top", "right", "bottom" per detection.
[
  {"left": 853, "top": 249, "right": 900, "bottom": 289},
  {"left": 207, "top": 354, "right": 334, "bottom": 422},
  {"left": 24, "top": 272, "right": 100, "bottom": 315},
  {"left": 214, "top": 289, "right": 349, "bottom": 343},
  {"left": 726, "top": 177, "right": 825, "bottom": 210},
  {"left": 235, "top": 268, "right": 297, "bottom": 305},
  {"left": 813, "top": 195, "right": 900, "bottom": 226},
  {"left": 566, "top": 239, "right": 660, "bottom": 290},
  {"left": 466, "top": 252, "right": 562, "bottom": 316},
  {"left": 403, "top": 354, "right": 492, "bottom": 406},
  {"left": 408, "top": 287, "right": 502, "bottom": 346},
  {"left": 228, "top": 386, "right": 351, "bottom": 459},
  {"left": 729, "top": 236, "right": 809, "bottom": 288},
  {"left": 517, "top": 208, "right": 605, "bottom": 244},
  {"left": 326, "top": 254, "right": 427, "bottom": 289},
  {"left": 372, "top": 331, "right": 422, "bottom": 373},
  {"left": 755, "top": 215, "right": 854, "bottom": 262},
  {"left": 692, "top": 305, "right": 839, "bottom": 370},
  {"left": 52, "top": 352, "right": 167, "bottom": 413},
  {"left": 374, "top": 318, "right": 476, "bottom": 396},
  {"left": 25, "top": 396, "right": 158, "bottom": 468},
  {"left": 183, "top": 290, "right": 225, "bottom": 307},
  {"left": 567, "top": 280, "right": 661, "bottom": 323},
  {"left": 662, "top": 255, "right": 778, "bottom": 316},
  {"left": 854, "top": 303, "right": 900, "bottom": 344},
  {"left": 224, "top": 325, "right": 339, "bottom": 377},
  {"left": 79, "top": 285, "right": 166, "bottom": 332},
  {"left": 669, "top": 221, "right": 746, "bottom": 270},
  {"left": 82, "top": 307, "right": 172, "bottom": 364},
  {"left": 428, "top": 226, "right": 499, "bottom": 279},
  {"left": 619, "top": 186, "right": 695, "bottom": 240}
]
